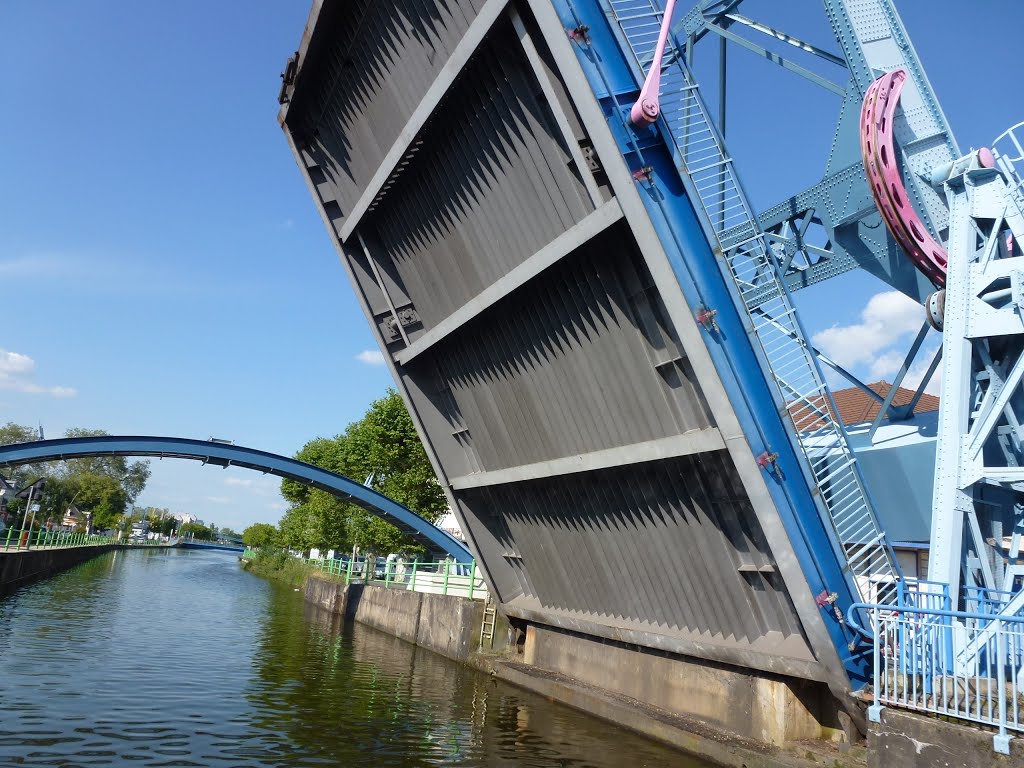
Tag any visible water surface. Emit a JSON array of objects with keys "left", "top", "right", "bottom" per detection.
[{"left": 0, "top": 549, "right": 709, "bottom": 766}]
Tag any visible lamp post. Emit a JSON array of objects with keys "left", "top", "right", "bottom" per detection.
[{"left": 15, "top": 478, "right": 46, "bottom": 550}]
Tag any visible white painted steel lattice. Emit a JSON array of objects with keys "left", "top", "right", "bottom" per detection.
[{"left": 604, "top": 0, "right": 901, "bottom": 604}]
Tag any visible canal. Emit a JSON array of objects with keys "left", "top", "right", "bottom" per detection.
[{"left": 0, "top": 549, "right": 710, "bottom": 767}]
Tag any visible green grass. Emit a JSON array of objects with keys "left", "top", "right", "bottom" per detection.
[{"left": 240, "top": 547, "right": 313, "bottom": 587}]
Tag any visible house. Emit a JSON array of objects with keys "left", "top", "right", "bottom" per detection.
[
  {"left": 62, "top": 503, "right": 84, "bottom": 530},
  {"left": 435, "top": 510, "right": 465, "bottom": 542},
  {"left": 801, "top": 380, "right": 940, "bottom": 583},
  {"left": 175, "top": 512, "right": 203, "bottom": 526},
  {"left": 0, "top": 474, "right": 16, "bottom": 529}
]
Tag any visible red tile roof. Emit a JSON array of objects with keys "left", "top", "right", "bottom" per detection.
[{"left": 792, "top": 381, "right": 940, "bottom": 430}]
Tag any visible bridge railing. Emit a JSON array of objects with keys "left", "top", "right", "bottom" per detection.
[
  {"left": 2, "top": 527, "right": 118, "bottom": 552},
  {"left": 849, "top": 602, "right": 1024, "bottom": 753},
  {"left": 307, "top": 556, "right": 487, "bottom": 601}
]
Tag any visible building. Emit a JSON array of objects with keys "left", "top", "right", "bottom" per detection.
[
  {"left": 61, "top": 503, "right": 84, "bottom": 530},
  {"left": 435, "top": 510, "right": 465, "bottom": 542},
  {"left": 810, "top": 381, "right": 940, "bottom": 582},
  {"left": 0, "top": 474, "right": 16, "bottom": 529}
]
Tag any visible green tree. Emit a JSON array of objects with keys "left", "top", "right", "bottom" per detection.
[
  {"left": 71, "top": 473, "right": 128, "bottom": 530},
  {"left": 277, "top": 505, "right": 319, "bottom": 553},
  {"left": 179, "top": 522, "right": 214, "bottom": 541},
  {"left": 58, "top": 428, "right": 151, "bottom": 503},
  {"left": 0, "top": 424, "right": 151, "bottom": 523},
  {"left": 242, "top": 522, "right": 279, "bottom": 549},
  {"left": 0, "top": 422, "right": 45, "bottom": 492},
  {"left": 280, "top": 389, "right": 447, "bottom": 555}
]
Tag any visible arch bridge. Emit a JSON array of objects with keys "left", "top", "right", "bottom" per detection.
[{"left": 0, "top": 436, "right": 471, "bottom": 560}]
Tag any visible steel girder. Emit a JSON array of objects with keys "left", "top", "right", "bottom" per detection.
[
  {"left": 672, "top": 0, "right": 960, "bottom": 305},
  {"left": 929, "top": 156, "right": 1024, "bottom": 600}
]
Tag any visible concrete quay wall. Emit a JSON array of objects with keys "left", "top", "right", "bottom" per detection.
[
  {"left": 869, "top": 707, "right": 1024, "bottom": 767},
  {"left": 0, "top": 545, "right": 118, "bottom": 593},
  {"left": 523, "top": 623, "right": 847, "bottom": 748},
  {"left": 303, "top": 575, "right": 485, "bottom": 663}
]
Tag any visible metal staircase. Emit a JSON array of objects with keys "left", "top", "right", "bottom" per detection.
[{"left": 602, "top": 0, "right": 901, "bottom": 604}]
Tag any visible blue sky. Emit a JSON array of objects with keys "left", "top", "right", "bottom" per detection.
[{"left": 1, "top": 1, "right": 1020, "bottom": 532}]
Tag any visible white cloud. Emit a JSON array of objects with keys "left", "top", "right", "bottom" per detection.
[
  {"left": 355, "top": 349, "right": 386, "bottom": 366},
  {"left": 0, "top": 350, "right": 34, "bottom": 375},
  {"left": 813, "top": 291, "right": 925, "bottom": 371},
  {"left": 811, "top": 290, "right": 942, "bottom": 396},
  {"left": 0, "top": 255, "right": 73, "bottom": 278},
  {"left": 902, "top": 345, "right": 943, "bottom": 396},
  {"left": 224, "top": 477, "right": 253, "bottom": 488},
  {"left": 0, "top": 348, "right": 76, "bottom": 397},
  {"left": 204, "top": 496, "right": 231, "bottom": 505}
]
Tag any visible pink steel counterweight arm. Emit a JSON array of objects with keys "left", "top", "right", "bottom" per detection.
[
  {"left": 630, "top": 0, "right": 678, "bottom": 126},
  {"left": 860, "top": 69, "right": 950, "bottom": 287}
]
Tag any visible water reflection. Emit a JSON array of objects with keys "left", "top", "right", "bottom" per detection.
[{"left": 0, "top": 549, "right": 706, "bottom": 767}]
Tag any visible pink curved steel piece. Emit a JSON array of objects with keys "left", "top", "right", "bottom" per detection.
[
  {"left": 860, "top": 69, "right": 947, "bottom": 287},
  {"left": 630, "top": 0, "right": 678, "bottom": 126}
]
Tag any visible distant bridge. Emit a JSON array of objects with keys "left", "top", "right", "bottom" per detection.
[
  {"left": 178, "top": 540, "right": 245, "bottom": 554},
  {"left": 0, "top": 436, "right": 470, "bottom": 560}
]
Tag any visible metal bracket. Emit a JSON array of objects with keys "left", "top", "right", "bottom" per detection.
[
  {"left": 632, "top": 165, "right": 655, "bottom": 185},
  {"left": 994, "top": 733, "right": 1012, "bottom": 755},
  {"left": 696, "top": 306, "right": 719, "bottom": 332},
  {"left": 566, "top": 24, "right": 591, "bottom": 45}
]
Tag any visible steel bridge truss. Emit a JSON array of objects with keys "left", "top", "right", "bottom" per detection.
[
  {"left": 660, "top": 0, "right": 958, "bottom": 424},
  {"left": 930, "top": 136, "right": 1024, "bottom": 610}
]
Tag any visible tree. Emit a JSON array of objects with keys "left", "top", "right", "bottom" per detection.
[
  {"left": 242, "top": 522, "right": 279, "bottom": 549},
  {"left": 0, "top": 424, "right": 151, "bottom": 523},
  {"left": 179, "top": 522, "right": 214, "bottom": 541},
  {"left": 71, "top": 473, "right": 127, "bottom": 530},
  {"left": 59, "top": 428, "right": 151, "bottom": 504},
  {"left": 280, "top": 389, "right": 448, "bottom": 555},
  {"left": 0, "top": 422, "right": 45, "bottom": 491}
]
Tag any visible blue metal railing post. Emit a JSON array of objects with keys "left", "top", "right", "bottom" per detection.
[{"left": 869, "top": 605, "right": 883, "bottom": 723}]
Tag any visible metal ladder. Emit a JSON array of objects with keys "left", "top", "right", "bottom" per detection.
[
  {"left": 479, "top": 598, "right": 497, "bottom": 650},
  {"left": 603, "top": 0, "right": 900, "bottom": 605}
]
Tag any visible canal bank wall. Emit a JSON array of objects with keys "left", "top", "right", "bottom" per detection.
[
  {"left": 304, "top": 575, "right": 498, "bottom": 663},
  {"left": 0, "top": 545, "right": 118, "bottom": 592}
]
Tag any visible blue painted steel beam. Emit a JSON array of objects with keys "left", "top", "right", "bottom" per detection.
[
  {"left": 0, "top": 436, "right": 471, "bottom": 560},
  {"left": 551, "top": 0, "right": 871, "bottom": 686}
]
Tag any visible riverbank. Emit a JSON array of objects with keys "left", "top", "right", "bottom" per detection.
[{"left": 239, "top": 548, "right": 318, "bottom": 586}]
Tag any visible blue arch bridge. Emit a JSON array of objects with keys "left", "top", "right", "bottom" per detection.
[{"left": 0, "top": 436, "right": 471, "bottom": 561}]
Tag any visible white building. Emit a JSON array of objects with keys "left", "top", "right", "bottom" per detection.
[{"left": 436, "top": 510, "right": 464, "bottom": 541}]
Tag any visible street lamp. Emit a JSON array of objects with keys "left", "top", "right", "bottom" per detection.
[{"left": 15, "top": 478, "right": 46, "bottom": 550}]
